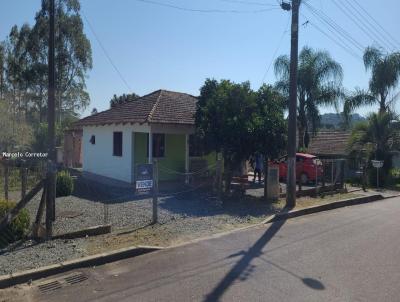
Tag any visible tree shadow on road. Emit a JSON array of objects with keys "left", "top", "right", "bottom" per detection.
[{"left": 203, "top": 208, "right": 325, "bottom": 301}]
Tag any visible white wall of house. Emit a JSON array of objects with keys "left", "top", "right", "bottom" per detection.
[{"left": 82, "top": 123, "right": 150, "bottom": 183}]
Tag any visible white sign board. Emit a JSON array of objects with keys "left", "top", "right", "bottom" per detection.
[
  {"left": 136, "top": 180, "right": 153, "bottom": 190},
  {"left": 371, "top": 160, "right": 384, "bottom": 168}
]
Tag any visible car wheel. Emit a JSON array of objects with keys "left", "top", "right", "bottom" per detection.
[{"left": 300, "top": 173, "right": 308, "bottom": 184}]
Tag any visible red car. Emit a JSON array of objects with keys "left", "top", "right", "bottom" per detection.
[{"left": 276, "top": 153, "right": 323, "bottom": 184}]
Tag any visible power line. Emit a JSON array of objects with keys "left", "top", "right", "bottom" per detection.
[
  {"left": 305, "top": 19, "right": 361, "bottom": 60},
  {"left": 352, "top": 0, "right": 400, "bottom": 49},
  {"left": 340, "top": 0, "right": 397, "bottom": 50},
  {"left": 332, "top": 0, "right": 394, "bottom": 52},
  {"left": 219, "top": 0, "right": 279, "bottom": 7},
  {"left": 260, "top": 15, "right": 290, "bottom": 85},
  {"left": 303, "top": 2, "right": 364, "bottom": 52},
  {"left": 134, "top": 0, "right": 280, "bottom": 13},
  {"left": 82, "top": 11, "right": 133, "bottom": 93}
]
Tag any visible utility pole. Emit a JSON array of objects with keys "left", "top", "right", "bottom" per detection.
[
  {"left": 46, "top": 0, "right": 56, "bottom": 239},
  {"left": 285, "top": 0, "right": 301, "bottom": 208}
]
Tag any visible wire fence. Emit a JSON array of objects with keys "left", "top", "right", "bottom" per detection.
[
  {"left": 42, "top": 160, "right": 220, "bottom": 237},
  {"left": 0, "top": 156, "right": 347, "bottom": 250}
]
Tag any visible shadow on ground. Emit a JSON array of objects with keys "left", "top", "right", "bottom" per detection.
[{"left": 203, "top": 212, "right": 325, "bottom": 301}]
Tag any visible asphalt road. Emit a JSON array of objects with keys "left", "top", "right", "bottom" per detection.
[{"left": 5, "top": 197, "right": 400, "bottom": 302}]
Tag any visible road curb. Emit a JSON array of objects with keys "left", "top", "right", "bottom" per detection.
[
  {"left": 0, "top": 245, "right": 162, "bottom": 289},
  {"left": 0, "top": 193, "right": 395, "bottom": 289},
  {"left": 52, "top": 224, "right": 112, "bottom": 240},
  {"left": 263, "top": 194, "right": 385, "bottom": 224}
]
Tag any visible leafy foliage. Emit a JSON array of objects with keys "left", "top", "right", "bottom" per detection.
[
  {"left": 274, "top": 46, "right": 343, "bottom": 148},
  {"left": 56, "top": 170, "right": 74, "bottom": 197},
  {"left": 348, "top": 112, "right": 400, "bottom": 186},
  {"left": 195, "top": 79, "right": 286, "bottom": 193},
  {"left": 252, "top": 84, "right": 287, "bottom": 160},
  {"left": 110, "top": 93, "right": 140, "bottom": 108},
  {"left": 0, "top": 199, "right": 30, "bottom": 247},
  {"left": 0, "top": 0, "right": 92, "bottom": 151},
  {"left": 344, "top": 46, "right": 400, "bottom": 120},
  {"left": 0, "top": 100, "right": 33, "bottom": 152}
]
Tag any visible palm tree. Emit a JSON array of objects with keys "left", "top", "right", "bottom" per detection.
[
  {"left": 348, "top": 111, "right": 400, "bottom": 185},
  {"left": 344, "top": 46, "right": 400, "bottom": 119},
  {"left": 274, "top": 46, "right": 343, "bottom": 149}
]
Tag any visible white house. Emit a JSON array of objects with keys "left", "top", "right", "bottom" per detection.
[{"left": 75, "top": 89, "right": 213, "bottom": 185}]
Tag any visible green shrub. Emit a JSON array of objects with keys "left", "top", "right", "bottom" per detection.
[
  {"left": 0, "top": 199, "right": 30, "bottom": 247},
  {"left": 56, "top": 170, "right": 74, "bottom": 197}
]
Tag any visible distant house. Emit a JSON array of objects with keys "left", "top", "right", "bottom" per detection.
[
  {"left": 74, "top": 89, "right": 213, "bottom": 185},
  {"left": 307, "top": 131, "right": 352, "bottom": 158},
  {"left": 307, "top": 130, "right": 357, "bottom": 178}
]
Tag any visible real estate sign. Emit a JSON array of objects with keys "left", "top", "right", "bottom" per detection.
[{"left": 136, "top": 164, "right": 153, "bottom": 192}]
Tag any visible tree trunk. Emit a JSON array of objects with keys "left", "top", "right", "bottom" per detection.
[
  {"left": 298, "top": 125, "right": 305, "bottom": 150},
  {"left": 264, "top": 158, "right": 269, "bottom": 201},
  {"left": 379, "top": 93, "right": 386, "bottom": 113}
]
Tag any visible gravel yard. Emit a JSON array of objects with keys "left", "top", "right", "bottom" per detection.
[{"left": 0, "top": 174, "right": 362, "bottom": 275}]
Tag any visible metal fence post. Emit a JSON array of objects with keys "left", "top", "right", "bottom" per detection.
[{"left": 152, "top": 159, "right": 158, "bottom": 224}]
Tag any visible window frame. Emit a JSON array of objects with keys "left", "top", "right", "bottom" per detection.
[
  {"left": 113, "top": 131, "right": 123, "bottom": 157},
  {"left": 147, "top": 133, "right": 166, "bottom": 158}
]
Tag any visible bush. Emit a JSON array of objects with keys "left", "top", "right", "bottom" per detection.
[
  {"left": 0, "top": 199, "right": 30, "bottom": 247},
  {"left": 56, "top": 170, "right": 74, "bottom": 197}
]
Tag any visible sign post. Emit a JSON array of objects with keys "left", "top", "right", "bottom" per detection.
[
  {"left": 135, "top": 162, "right": 158, "bottom": 223},
  {"left": 371, "top": 160, "right": 384, "bottom": 189}
]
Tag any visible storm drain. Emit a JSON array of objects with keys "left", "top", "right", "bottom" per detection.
[
  {"left": 65, "top": 272, "right": 88, "bottom": 285},
  {"left": 38, "top": 280, "right": 62, "bottom": 293},
  {"left": 37, "top": 272, "right": 88, "bottom": 294}
]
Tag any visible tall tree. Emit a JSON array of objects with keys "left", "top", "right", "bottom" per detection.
[
  {"left": 344, "top": 46, "right": 400, "bottom": 119},
  {"left": 274, "top": 46, "right": 343, "bottom": 149},
  {"left": 196, "top": 79, "right": 257, "bottom": 192},
  {"left": 32, "top": 0, "right": 92, "bottom": 123},
  {"left": 252, "top": 84, "right": 287, "bottom": 199},
  {"left": 0, "top": 42, "right": 6, "bottom": 100},
  {"left": 4, "top": 24, "right": 32, "bottom": 118}
]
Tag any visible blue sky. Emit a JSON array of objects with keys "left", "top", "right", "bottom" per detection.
[{"left": 1, "top": 0, "right": 399, "bottom": 118}]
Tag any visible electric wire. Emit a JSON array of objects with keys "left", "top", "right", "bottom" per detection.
[
  {"left": 134, "top": 0, "right": 281, "bottom": 13},
  {"left": 219, "top": 0, "right": 279, "bottom": 7},
  {"left": 352, "top": 0, "right": 400, "bottom": 49},
  {"left": 302, "top": 15, "right": 362, "bottom": 60},
  {"left": 81, "top": 11, "right": 133, "bottom": 93},
  {"left": 303, "top": 2, "right": 364, "bottom": 52},
  {"left": 332, "top": 0, "right": 395, "bottom": 51},
  {"left": 341, "top": 0, "right": 398, "bottom": 50},
  {"left": 260, "top": 14, "right": 290, "bottom": 85}
]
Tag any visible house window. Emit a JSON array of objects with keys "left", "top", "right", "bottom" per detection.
[
  {"left": 90, "top": 135, "right": 95, "bottom": 145},
  {"left": 189, "top": 135, "right": 205, "bottom": 157},
  {"left": 113, "top": 132, "right": 123, "bottom": 156},
  {"left": 147, "top": 134, "right": 165, "bottom": 158}
]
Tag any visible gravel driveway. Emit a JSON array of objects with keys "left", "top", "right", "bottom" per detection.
[{"left": 1, "top": 175, "right": 280, "bottom": 275}]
